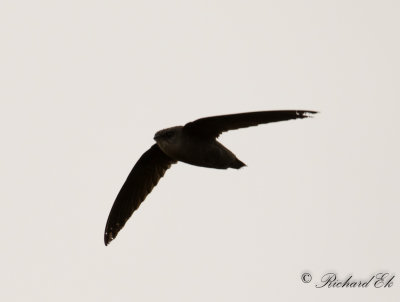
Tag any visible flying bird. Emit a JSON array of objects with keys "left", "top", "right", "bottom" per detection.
[{"left": 104, "top": 110, "right": 317, "bottom": 245}]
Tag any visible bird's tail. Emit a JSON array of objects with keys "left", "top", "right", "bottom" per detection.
[{"left": 231, "top": 158, "right": 246, "bottom": 169}]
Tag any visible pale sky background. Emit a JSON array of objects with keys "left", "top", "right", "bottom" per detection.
[{"left": 1, "top": 1, "right": 400, "bottom": 301}]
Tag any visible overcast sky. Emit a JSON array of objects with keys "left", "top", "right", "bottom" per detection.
[{"left": 1, "top": 1, "right": 400, "bottom": 301}]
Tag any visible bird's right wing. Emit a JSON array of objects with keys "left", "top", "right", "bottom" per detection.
[
  {"left": 183, "top": 110, "right": 317, "bottom": 138},
  {"left": 104, "top": 144, "right": 176, "bottom": 245}
]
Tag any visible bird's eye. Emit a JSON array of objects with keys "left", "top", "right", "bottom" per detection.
[{"left": 165, "top": 131, "right": 174, "bottom": 138}]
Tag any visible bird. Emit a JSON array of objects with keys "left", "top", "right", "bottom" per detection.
[{"left": 104, "top": 110, "right": 317, "bottom": 245}]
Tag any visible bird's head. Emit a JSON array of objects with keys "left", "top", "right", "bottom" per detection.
[{"left": 153, "top": 126, "right": 182, "bottom": 145}]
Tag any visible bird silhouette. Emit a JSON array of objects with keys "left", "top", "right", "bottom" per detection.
[{"left": 104, "top": 110, "right": 317, "bottom": 245}]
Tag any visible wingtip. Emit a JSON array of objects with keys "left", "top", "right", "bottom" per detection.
[
  {"left": 297, "top": 110, "right": 319, "bottom": 118},
  {"left": 104, "top": 230, "right": 115, "bottom": 246}
]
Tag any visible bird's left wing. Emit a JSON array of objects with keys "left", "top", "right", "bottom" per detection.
[
  {"left": 183, "top": 110, "right": 317, "bottom": 139},
  {"left": 104, "top": 144, "right": 176, "bottom": 245}
]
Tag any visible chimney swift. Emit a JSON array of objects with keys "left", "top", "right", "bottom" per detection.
[{"left": 104, "top": 110, "right": 317, "bottom": 245}]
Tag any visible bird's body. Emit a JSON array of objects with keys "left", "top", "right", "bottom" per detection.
[
  {"left": 104, "top": 110, "right": 317, "bottom": 245},
  {"left": 155, "top": 126, "right": 244, "bottom": 169}
]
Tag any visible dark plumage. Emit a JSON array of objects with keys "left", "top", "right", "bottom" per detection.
[{"left": 104, "top": 110, "right": 317, "bottom": 245}]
